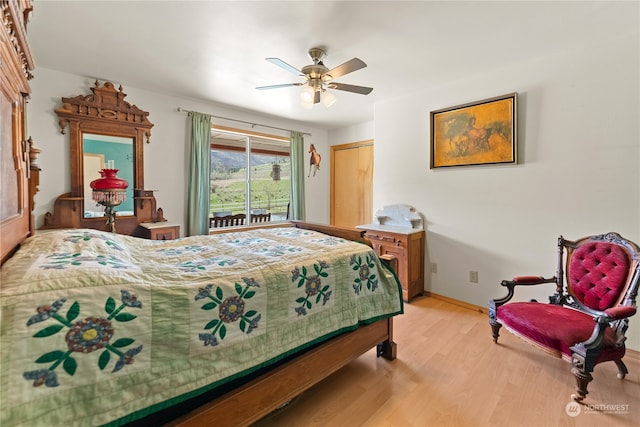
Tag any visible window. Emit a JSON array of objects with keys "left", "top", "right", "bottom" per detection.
[{"left": 210, "top": 126, "right": 290, "bottom": 227}]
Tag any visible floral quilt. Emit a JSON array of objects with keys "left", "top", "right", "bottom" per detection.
[{"left": 0, "top": 227, "right": 403, "bottom": 426}]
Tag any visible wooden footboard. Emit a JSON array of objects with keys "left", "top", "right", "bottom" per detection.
[
  {"left": 289, "top": 220, "right": 372, "bottom": 246},
  {"left": 209, "top": 220, "right": 372, "bottom": 248},
  {"left": 168, "top": 317, "right": 395, "bottom": 427}
]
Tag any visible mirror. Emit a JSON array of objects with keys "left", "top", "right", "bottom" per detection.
[
  {"left": 82, "top": 134, "right": 134, "bottom": 218},
  {"left": 43, "top": 81, "right": 163, "bottom": 234}
]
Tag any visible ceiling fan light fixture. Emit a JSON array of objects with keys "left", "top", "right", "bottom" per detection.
[
  {"left": 260, "top": 47, "right": 372, "bottom": 109},
  {"left": 322, "top": 90, "right": 336, "bottom": 107},
  {"left": 300, "top": 85, "right": 315, "bottom": 104},
  {"left": 301, "top": 87, "right": 315, "bottom": 109}
]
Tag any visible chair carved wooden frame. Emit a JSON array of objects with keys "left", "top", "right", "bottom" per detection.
[{"left": 489, "top": 232, "right": 640, "bottom": 402}]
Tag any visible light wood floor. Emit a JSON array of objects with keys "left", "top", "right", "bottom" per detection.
[{"left": 253, "top": 295, "right": 640, "bottom": 427}]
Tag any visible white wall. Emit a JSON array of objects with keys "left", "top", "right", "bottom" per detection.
[
  {"left": 370, "top": 23, "right": 639, "bottom": 349},
  {"left": 28, "top": 68, "right": 331, "bottom": 232},
  {"left": 328, "top": 121, "right": 374, "bottom": 145}
]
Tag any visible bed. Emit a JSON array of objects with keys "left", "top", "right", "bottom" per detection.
[
  {"left": 1, "top": 4, "right": 401, "bottom": 424},
  {"left": 0, "top": 224, "right": 402, "bottom": 426}
]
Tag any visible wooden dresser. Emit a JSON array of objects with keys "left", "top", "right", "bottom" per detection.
[{"left": 358, "top": 225, "right": 425, "bottom": 302}]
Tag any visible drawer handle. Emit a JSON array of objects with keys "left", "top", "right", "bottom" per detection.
[
  {"left": 368, "top": 233, "right": 379, "bottom": 239},
  {"left": 381, "top": 236, "right": 396, "bottom": 242}
]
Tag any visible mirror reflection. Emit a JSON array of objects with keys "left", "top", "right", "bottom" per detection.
[{"left": 82, "top": 133, "right": 134, "bottom": 218}]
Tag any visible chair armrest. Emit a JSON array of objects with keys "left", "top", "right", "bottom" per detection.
[
  {"left": 604, "top": 306, "right": 637, "bottom": 320},
  {"left": 510, "top": 276, "right": 556, "bottom": 285},
  {"left": 489, "top": 276, "right": 557, "bottom": 313},
  {"left": 572, "top": 306, "right": 636, "bottom": 360},
  {"left": 571, "top": 306, "right": 634, "bottom": 365}
]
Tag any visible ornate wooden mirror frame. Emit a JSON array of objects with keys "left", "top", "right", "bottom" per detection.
[{"left": 42, "top": 81, "right": 164, "bottom": 234}]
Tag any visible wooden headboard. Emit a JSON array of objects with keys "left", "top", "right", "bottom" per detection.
[{"left": 0, "top": 0, "right": 36, "bottom": 265}]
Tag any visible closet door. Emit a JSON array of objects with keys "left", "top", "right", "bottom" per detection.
[{"left": 330, "top": 140, "right": 373, "bottom": 228}]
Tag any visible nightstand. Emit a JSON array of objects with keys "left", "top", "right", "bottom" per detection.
[{"left": 136, "top": 222, "right": 180, "bottom": 240}]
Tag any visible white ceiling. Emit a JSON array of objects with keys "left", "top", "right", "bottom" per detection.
[{"left": 27, "top": 1, "right": 634, "bottom": 130}]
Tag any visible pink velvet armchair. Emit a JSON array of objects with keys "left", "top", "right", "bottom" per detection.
[{"left": 489, "top": 232, "right": 640, "bottom": 402}]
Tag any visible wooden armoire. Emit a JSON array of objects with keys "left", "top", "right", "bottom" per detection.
[{"left": 0, "top": 0, "right": 37, "bottom": 264}]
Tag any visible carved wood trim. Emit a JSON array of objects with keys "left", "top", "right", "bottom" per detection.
[
  {"left": 55, "top": 81, "right": 153, "bottom": 143},
  {"left": 1, "top": 0, "right": 34, "bottom": 82},
  {"left": 28, "top": 137, "right": 40, "bottom": 234}
]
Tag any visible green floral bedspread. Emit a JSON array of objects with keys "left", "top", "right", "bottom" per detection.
[{"left": 0, "top": 227, "right": 403, "bottom": 426}]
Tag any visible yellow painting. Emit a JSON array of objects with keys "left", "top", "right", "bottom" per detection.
[{"left": 430, "top": 93, "right": 517, "bottom": 168}]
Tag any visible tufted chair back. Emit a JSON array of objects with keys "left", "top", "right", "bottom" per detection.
[{"left": 566, "top": 239, "right": 633, "bottom": 311}]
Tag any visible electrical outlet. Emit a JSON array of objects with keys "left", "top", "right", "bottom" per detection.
[
  {"left": 469, "top": 271, "right": 478, "bottom": 283},
  {"left": 430, "top": 262, "right": 438, "bottom": 274}
]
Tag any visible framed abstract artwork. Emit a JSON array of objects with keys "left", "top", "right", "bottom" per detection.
[{"left": 430, "top": 93, "right": 517, "bottom": 168}]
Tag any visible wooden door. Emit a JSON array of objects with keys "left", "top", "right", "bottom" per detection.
[{"left": 330, "top": 140, "right": 373, "bottom": 227}]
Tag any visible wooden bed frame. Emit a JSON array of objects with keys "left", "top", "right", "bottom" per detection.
[
  {"left": 0, "top": 4, "right": 397, "bottom": 424},
  {"left": 169, "top": 317, "right": 394, "bottom": 426}
]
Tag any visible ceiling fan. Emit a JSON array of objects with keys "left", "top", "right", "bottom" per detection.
[{"left": 256, "top": 47, "right": 373, "bottom": 107}]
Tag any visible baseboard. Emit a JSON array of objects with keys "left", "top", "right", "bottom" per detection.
[
  {"left": 423, "top": 291, "right": 640, "bottom": 359},
  {"left": 423, "top": 291, "right": 487, "bottom": 314}
]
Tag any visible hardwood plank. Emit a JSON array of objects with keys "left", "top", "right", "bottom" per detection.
[{"left": 253, "top": 296, "right": 640, "bottom": 427}]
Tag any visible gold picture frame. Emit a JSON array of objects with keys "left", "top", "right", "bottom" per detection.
[{"left": 430, "top": 93, "right": 517, "bottom": 168}]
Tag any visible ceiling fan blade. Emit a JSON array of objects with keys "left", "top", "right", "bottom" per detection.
[
  {"left": 330, "top": 83, "right": 373, "bottom": 95},
  {"left": 326, "top": 58, "right": 367, "bottom": 79},
  {"left": 314, "top": 90, "right": 321, "bottom": 104},
  {"left": 266, "top": 58, "right": 303, "bottom": 76},
  {"left": 256, "top": 83, "right": 303, "bottom": 90}
]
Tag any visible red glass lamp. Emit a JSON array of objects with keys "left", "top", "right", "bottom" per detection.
[{"left": 90, "top": 168, "right": 128, "bottom": 233}]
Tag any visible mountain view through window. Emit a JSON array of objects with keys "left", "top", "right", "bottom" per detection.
[{"left": 210, "top": 129, "right": 290, "bottom": 227}]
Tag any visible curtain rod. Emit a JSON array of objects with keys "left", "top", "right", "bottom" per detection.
[{"left": 176, "top": 107, "right": 312, "bottom": 137}]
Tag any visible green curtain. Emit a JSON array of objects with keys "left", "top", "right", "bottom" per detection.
[
  {"left": 187, "top": 112, "right": 212, "bottom": 235},
  {"left": 289, "top": 131, "right": 306, "bottom": 220}
]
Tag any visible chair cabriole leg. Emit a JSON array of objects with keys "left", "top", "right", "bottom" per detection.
[
  {"left": 488, "top": 300, "right": 502, "bottom": 343},
  {"left": 614, "top": 359, "right": 628, "bottom": 379},
  {"left": 490, "top": 321, "right": 501, "bottom": 343},
  {"left": 571, "top": 366, "right": 592, "bottom": 402}
]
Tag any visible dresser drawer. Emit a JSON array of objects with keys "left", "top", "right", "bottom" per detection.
[
  {"left": 150, "top": 227, "right": 179, "bottom": 240},
  {"left": 365, "top": 231, "right": 405, "bottom": 246},
  {"left": 135, "top": 223, "right": 180, "bottom": 240}
]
